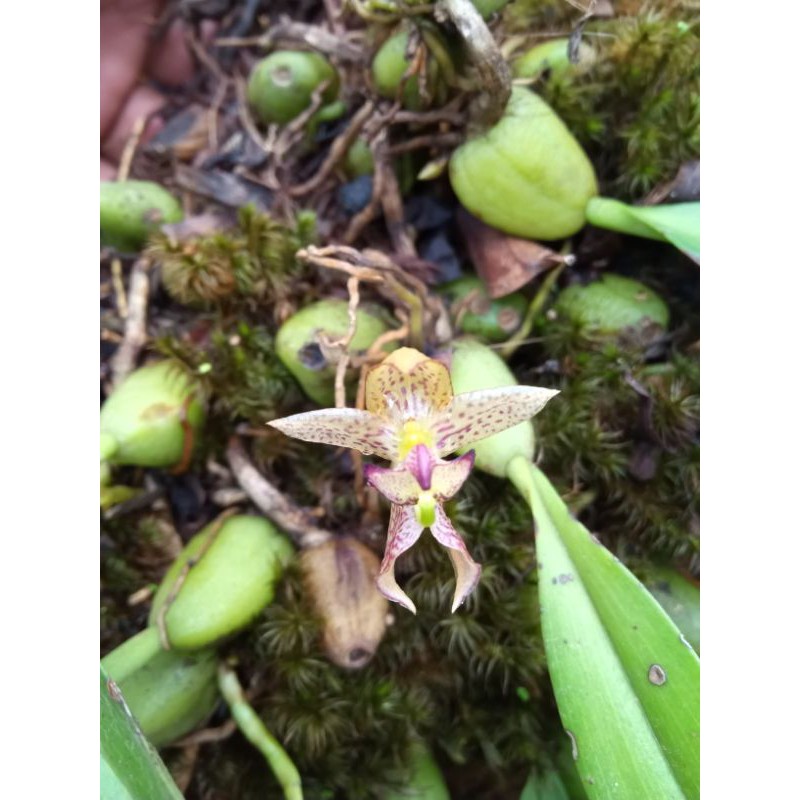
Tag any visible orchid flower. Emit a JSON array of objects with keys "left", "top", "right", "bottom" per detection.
[{"left": 268, "top": 347, "right": 558, "bottom": 612}]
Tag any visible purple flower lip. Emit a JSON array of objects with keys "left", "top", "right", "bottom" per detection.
[{"left": 407, "top": 444, "right": 434, "bottom": 490}]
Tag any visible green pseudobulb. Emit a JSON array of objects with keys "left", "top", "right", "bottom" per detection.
[
  {"left": 439, "top": 276, "right": 526, "bottom": 342},
  {"left": 449, "top": 88, "right": 598, "bottom": 240},
  {"left": 513, "top": 38, "right": 596, "bottom": 80},
  {"left": 149, "top": 515, "right": 294, "bottom": 650},
  {"left": 247, "top": 50, "right": 339, "bottom": 125},
  {"left": 100, "top": 361, "right": 205, "bottom": 468},
  {"left": 102, "top": 627, "right": 218, "bottom": 747},
  {"left": 372, "top": 30, "right": 424, "bottom": 109},
  {"left": 101, "top": 180, "right": 183, "bottom": 253},
  {"left": 555, "top": 273, "right": 669, "bottom": 334},
  {"left": 276, "top": 299, "right": 395, "bottom": 406}
]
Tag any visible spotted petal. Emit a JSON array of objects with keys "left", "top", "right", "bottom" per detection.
[
  {"left": 364, "top": 463, "right": 420, "bottom": 505},
  {"left": 268, "top": 408, "right": 399, "bottom": 461},
  {"left": 366, "top": 348, "right": 453, "bottom": 420},
  {"left": 376, "top": 504, "right": 424, "bottom": 613},
  {"left": 429, "top": 505, "right": 482, "bottom": 612},
  {"left": 429, "top": 450, "right": 475, "bottom": 501},
  {"left": 365, "top": 446, "right": 476, "bottom": 506},
  {"left": 430, "top": 386, "right": 560, "bottom": 457}
]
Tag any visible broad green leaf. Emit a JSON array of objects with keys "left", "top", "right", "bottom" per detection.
[
  {"left": 100, "top": 666, "right": 184, "bottom": 800},
  {"left": 585, "top": 197, "right": 700, "bottom": 262},
  {"left": 507, "top": 457, "right": 699, "bottom": 800}
]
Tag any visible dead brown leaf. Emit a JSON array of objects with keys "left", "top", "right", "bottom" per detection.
[{"left": 457, "top": 207, "right": 570, "bottom": 298}]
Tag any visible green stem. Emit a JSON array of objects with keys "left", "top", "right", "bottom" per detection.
[
  {"left": 101, "top": 627, "right": 163, "bottom": 684},
  {"left": 506, "top": 452, "right": 536, "bottom": 503},
  {"left": 498, "top": 261, "right": 567, "bottom": 360},
  {"left": 585, "top": 197, "right": 663, "bottom": 242},
  {"left": 387, "top": 276, "right": 425, "bottom": 350},
  {"left": 218, "top": 664, "right": 303, "bottom": 800},
  {"left": 420, "top": 27, "right": 459, "bottom": 89}
]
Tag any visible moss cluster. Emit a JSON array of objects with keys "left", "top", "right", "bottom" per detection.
[
  {"left": 155, "top": 320, "right": 299, "bottom": 428},
  {"left": 507, "top": 0, "right": 700, "bottom": 198},
  {"left": 527, "top": 310, "right": 699, "bottom": 569},
  {"left": 148, "top": 206, "right": 316, "bottom": 311}
]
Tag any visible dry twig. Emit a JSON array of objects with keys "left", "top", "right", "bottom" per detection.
[
  {"left": 110, "top": 258, "right": 150, "bottom": 388},
  {"left": 289, "top": 101, "right": 376, "bottom": 197},
  {"left": 226, "top": 436, "right": 333, "bottom": 549}
]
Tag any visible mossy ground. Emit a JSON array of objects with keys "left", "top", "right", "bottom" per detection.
[{"left": 100, "top": 0, "right": 699, "bottom": 796}]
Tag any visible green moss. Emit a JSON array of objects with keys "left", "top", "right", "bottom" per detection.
[
  {"left": 509, "top": 2, "right": 700, "bottom": 199},
  {"left": 148, "top": 206, "right": 316, "bottom": 310},
  {"left": 155, "top": 320, "right": 299, "bottom": 427},
  {"left": 531, "top": 314, "right": 700, "bottom": 565}
]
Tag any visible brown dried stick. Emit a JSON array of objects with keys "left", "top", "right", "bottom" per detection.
[
  {"left": 226, "top": 436, "right": 333, "bottom": 549},
  {"left": 110, "top": 258, "right": 150, "bottom": 388},
  {"left": 216, "top": 18, "right": 364, "bottom": 63},
  {"left": 387, "top": 131, "right": 462, "bottom": 156},
  {"left": 289, "top": 101, "right": 376, "bottom": 197},
  {"left": 440, "top": 0, "right": 511, "bottom": 126},
  {"left": 319, "top": 276, "right": 361, "bottom": 409},
  {"left": 342, "top": 131, "right": 388, "bottom": 244},
  {"left": 378, "top": 148, "right": 416, "bottom": 257}
]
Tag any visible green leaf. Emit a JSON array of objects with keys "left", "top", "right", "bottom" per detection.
[
  {"left": 585, "top": 197, "right": 700, "bottom": 262},
  {"left": 645, "top": 566, "right": 701, "bottom": 654},
  {"left": 519, "top": 766, "right": 571, "bottom": 800},
  {"left": 100, "top": 666, "right": 184, "bottom": 800},
  {"left": 507, "top": 457, "right": 699, "bottom": 800},
  {"left": 383, "top": 743, "right": 450, "bottom": 800}
]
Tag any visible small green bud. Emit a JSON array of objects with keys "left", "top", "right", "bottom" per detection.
[
  {"left": 555, "top": 274, "right": 670, "bottom": 334},
  {"left": 644, "top": 566, "right": 700, "bottom": 653},
  {"left": 344, "top": 137, "right": 375, "bottom": 178},
  {"left": 149, "top": 515, "right": 293, "bottom": 651},
  {"left": 449, "top": 338, "right": 534, "bottom": 477},
  {"left": 439, "top": 276, "right": 526, "bottom": 342},
  {"left": 247, "top": 50, "right": 339, "bottom": 125},
  {"left": 373, "top": 31, "right": 418, "bottom": 108},
  {"left": 512, "top": 38, "right": 596, "bottom": 80},
  {"left": 101, "top": 627, "right": 218, "bottom": 747},
  {"left": 372, "top": 29, "right": 446, "bottom": 110},
  {"left": 275, "top": 299, "right": 395, "bottom": 406},
  {"left": 101, "top": 180, "right": 183, "bottom": 253},
  {"left": 449, "top": 88, "right": 598, "bottom": 240},
  {"left": 100, "top": 361, "right": 205, "bottom": 469}
]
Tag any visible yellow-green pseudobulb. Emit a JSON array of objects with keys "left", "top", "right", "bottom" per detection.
[
  {"left": 100, "top": 361, "right": 205, "bottom": 469},
  {"left": 149, "top": 516, "right": 294, "bottom": 650},
  {"left": 449, "top": 88, "right": 598, "bottom": 240}
]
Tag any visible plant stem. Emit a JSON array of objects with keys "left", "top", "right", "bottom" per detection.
[
  {"left": 217, "top": 664, "right": 303, "bottom": 800},
  {"left": 440, "top": 0, "right": 511, "bottom": 126},
  {"left": 585, "top": 197, "right": 662, "bottom": 241},
  {"left": 499, "top": 261, "right": 567, "bottom": 359}
]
